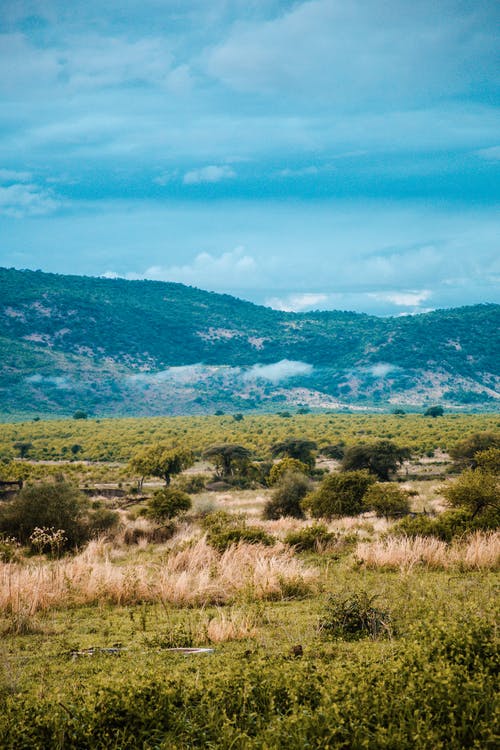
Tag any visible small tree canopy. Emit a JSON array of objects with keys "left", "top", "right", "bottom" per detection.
[
  {"left": 268, "top": 458, "right": 309, "bottom": 485},
  {"left": 363, "top": 483, "right": 411, "bottom": 519},
  {"left": 202, "top": 444, "right": 252, "bottom": 478},
  {"left": 424, "top": 406, "right": 444, "bottom": 418},
  {"left": 147, "top": 487, "right": 191, "bottom": 521},
  {"left": 263, "top": 471, "right": 310, "bottom": 520},
  {"left": 450, "top": 432, "right": 500, "bottom": 469},
  {"left": 341, "top": 441, "right": 411, "bottom": 481},
  {"left": 270, "top": 438, "right": 317, "bottom": 469},
  {"left": 129, "top": 444, "right": 194, "bottom": 486},
  {"left": 442, "top": 469, "right": 499, "bottom": 521}
]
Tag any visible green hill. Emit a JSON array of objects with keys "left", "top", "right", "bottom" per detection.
[{"left": 0, "top": 267, "right": 498, "bottom": 417}]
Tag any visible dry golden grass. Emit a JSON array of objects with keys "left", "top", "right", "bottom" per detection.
[
  {"left": 0, "top": 538, "right": 317, "bottom": 616},
  {"left": 206, "top": 607, "right": 259, "bottom": 643},
  {"left": 356, "top": 531, "right": 500, "bottom": 571}
]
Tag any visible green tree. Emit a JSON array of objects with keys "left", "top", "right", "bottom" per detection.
[
  {"left": 341, "top": 440, "right": 411, "bottom": 481},
  {"left": 442, "top": 469, "right": 499, "bottom": 521},
  {"left": 263, "top": 471, "right": 310, "bottom": 520},
  {"left": 363, "top": 483, "right": 411, "bottom": 519},
  {"left": 270, "top": 438, "right": 317, "bottom": 469},
  {"left": 129, "top": 444, "right": 194, "bottom": 487},
  {"left": 424, "top": 405, "right": 444, "bottom": 418},
  {"left": 147, "top": 487, "right": 191, "bottom": 521},
  {"left": 202, "top": 444, "right": 252, "bottom": 479},
  {"left": 302, "top": 470, "right": 375, "bottom": 519},
  {"left": 73, "top": 410, "right": 88, "bottom": 420},
  {"left": 13, "top": 441, "right": 32, "bottom": 459},
  {"left": 268, "top": 458, "right": 309, "bottom": 485},
  {"left": 475, "top": 448, "right": 500, "bottom": 475},
  {"left": 450, "top": 432, "right": 500, "bottom": 469}
]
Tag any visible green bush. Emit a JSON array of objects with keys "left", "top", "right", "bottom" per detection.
[
  {"left": 201, "top": 511, "right": 274, "bottom": 552},
  {"left": 319, "top": 591, "right": 391, "bottom": 640},
  {"left": 302, "top": 470, "right": 375, "bottom": 519},
  {"left": 284, "top": 524, "right": 337, "bottom": 552},
  {"left": 173, "top": 474, "right": 209, "bottom": 494},
  {"left": 147, "top": 487, "right": 192, "bottom": 521},
  {"left": 392, "top": 508, "right": 498, "bottom": 542},
  {"left": 363, "top": 482, "right": 411, "bottom": 519},
  {"left": 263, "top": 471, "right": 310, "bottom": 520},
  {"left": 0, "top": 480, "right": 103, "bottom": 550},
  {"left": 268, "top": 458, "right": 309, "bottom": 485},
  {"left": 442, "top": 469, "right": 499, "bottom": 523}
]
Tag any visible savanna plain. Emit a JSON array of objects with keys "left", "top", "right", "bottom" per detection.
[{"left": 0, "top": 413, "right": 498, "bottom": 749}]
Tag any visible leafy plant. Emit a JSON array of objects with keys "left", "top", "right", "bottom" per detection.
[
  {"left": 201, "top": 511, "right": 274, "bottom": 552},
  {"left": 319, "top": 591, "right": 391, "bottom": 640},
  {"left": 147, "top": 487, "right": 192, "bottom": 521},
  {"left": 263, "top": 471, "right": 310, "bottom": 520},
  {"left": 302, "top": 470, "right": 375, "bottom": 519}
]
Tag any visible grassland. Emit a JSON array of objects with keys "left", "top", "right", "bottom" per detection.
[{"left": 0, "top": 414, "right": 498, "bottom": 748}]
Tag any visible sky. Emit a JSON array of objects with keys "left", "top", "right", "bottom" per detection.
[{"left": 0, "top": 0, "right": 499, "bottom": 316}]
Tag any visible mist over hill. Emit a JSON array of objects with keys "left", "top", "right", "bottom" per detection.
[{"left": 0, "top": 267, "right": 498, "bottom": 418}]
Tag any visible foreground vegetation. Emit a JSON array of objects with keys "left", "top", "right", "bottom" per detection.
[{"left": 0, "top": 415, "right": 498, "bottom": 747}]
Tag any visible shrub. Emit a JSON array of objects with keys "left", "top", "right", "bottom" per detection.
[
  {"left": 319, "top": 591, "right": 391, "bottom": 640},
  {"left": 174, "top": 474, "right": 209, "bottom": 494},
  {"left": 147, "top": 488, "right": 192, "bottom": 521},
  {"left": 341, "top": 440, "right": 411, "bottom": 480},
  {"left": 475, "top": 448, "right": 500, "bottom": 474},
  {"left": 201, "top": 511, "right": 274, "bottom": 552},
  {"left": 450, "top": 432, "right": 500, "bottom": 469},
  {"left": 302, "top": 470, "right": 375, "bottom": 519},
  {"left": 442, "top": 469, "right": 499, "bottom": 524},
  {"left": 392, "top": 508, "right": 498, "bottom": 543},
  {"left": 0, "top": 480, "right": 92, "bottom": 549},
  {"left": 268, "top": 458, "right": 309, "bottom": 485},
  {"left": 363, "top": 483, "right": 411, "bottom": 519},
  {"left": 263, "top": 471, "right": 310, "bottom": 520},
  {"left": 284, "top": 524, "right": 337, "bottom": 552}
]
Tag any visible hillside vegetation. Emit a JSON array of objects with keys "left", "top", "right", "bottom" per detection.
[{"left": 1, "top": 267, "right": 498, "bottom": 417}]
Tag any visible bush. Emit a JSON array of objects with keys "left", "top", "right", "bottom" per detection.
[
  {"left": 263, "top": 471, "right": 310, "bottom": 520},
  {"left": 392, "top": 508, "right": 498, "bottom": 542},
  {"left": 363, "top": 483, "right": 411, "bottom": 519},
  {"left": 442, "top": 469, "right": 499, "bottom": 524},
  {"left": 319, "top": 591, "right": 391, "bottom": 640},
  {"left": 147, "top": 488, "right": 192, "bottom": 521},
  {"left": 341, "top": 440, "right": 411, "bottom": 480},
  {"left": 284, "top": 524, "right": 337, "bottom": 552},
  {"left": 0, "top": 480, "right": 94, "bottom": 549},
  {"left": 174, "top": 474, "right": 209, "bottom": 494},
  {"left": 302, "top": 471, "right": 375, "bottom": 519},
  {"left": 450, "top": 432, "right": 500, "bottom": 469},
  {"left": 268, "top": 458, "right": 309, "bottom": 485},
  {"left": 201, "top": 511, "right": 274, "bottom": 552}
]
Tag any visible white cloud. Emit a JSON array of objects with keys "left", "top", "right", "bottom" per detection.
[
  {"left": 0, "top": 168, "right": 33, "bottom": 183},
  {"left": 128, "top": 365, "right": 208, "bottom": 385},
  {"left": 183, "top": 165, "right": 236, "bottom": 185},
  {"left": 277, "top": 165, "right": 320, "bottom": 177},
  {"left": 369, "top": 289, "right": 432, "bottom": 307},
  {"left": 367, "top": 364, "right": 399, "bottom": 378},
  {"left": 0, "top": 182, "right": 60, "bottom": 218},
  {"left": 265, "top": 293, "right": 329, "bottom": 312},
  {"left": 243, "top": 360, "right": 313, "bottom": 384}
]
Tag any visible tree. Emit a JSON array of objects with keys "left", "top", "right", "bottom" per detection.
[
  {"left": 450, "top": 432, "right": 500, "bottom": 469},
  {"left": 263, "top": 471, "right": 310, "bottom": 520},
  {"left": 129, "top": 444, "right": 194, "bottom": 487},
  {"left": 147, "top": 487, "right": 191, "bottom": 521},
  {"left": 202, "top": 444, "right": 252, "bottom": 478},
  {"left": 302, "top": 471, "right": 375, "bottom": 519},
  {"left": 13, "top": 441, "right": 32, "bottom": 459},
  {"left": 363, "top": 483, "right": 411, "bottom": 519},
  {"left": 424, "top": 405, "right": 444, "bottom": 418},
  {"left": 341, "top": 440, "right": 411, "bottom": 481},
  {"left": 271, "top": 438, "right": 317, "bottom": 469},
  {"left": 73, "top": 410, "right": 88, "bottom": 420},
  {"left": 442, "top": 469, "right": 499, "bottom": 521},
  {"left": 320, "top": 444, "right": 345, "bottom": 460},
  {"left": 475, "top": 448, "right": 500, "bottom": 475},
  {"left": 268, "top": 458, "right": 309, "bottom": 485}
]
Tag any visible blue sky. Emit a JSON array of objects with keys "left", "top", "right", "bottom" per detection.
[{"left": 0, "top": 0, "right": 498, "bottom": 315}]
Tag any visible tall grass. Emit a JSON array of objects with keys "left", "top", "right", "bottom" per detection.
[
  {"left": 0, "top": 538, "right": 317, "bottom": 616},
  {"left": 356, "top": 531, "right": 500, "bottom": 571}
]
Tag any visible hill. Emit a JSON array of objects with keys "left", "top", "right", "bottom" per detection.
[{"left": 0, "top": 267, "right": 498, "bottom": 417}]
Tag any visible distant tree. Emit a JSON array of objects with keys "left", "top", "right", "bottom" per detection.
[
  {"left": 13, "top": 441, "right": 32, "bottom": 459},
  {"left": 263, "top": 471, "right": 310, "bottom": 520},
  {"left": 424, "top": 405, "right": 444, "bottom": 418},
  {"left": 363, "top": 483, "right": 411, "bottom": 519},
  {"left": 341, "top": 440, "right": 411, "bottom": 481},
  {"left": 214, "top": 410, "right": 225, "bottom": 416},
  {"left": 203, "top": 444, "right": 252, "bottom": 478},
  {"left": 73, "top": 410, "right": 88, "bottom": 420},
  {"left": 232, "top": 413, "right": 244, "bottom": 422},
  {"left": 392, "top": 408, "right": 406, "bottom": 416},
  {"left": 450, "top": 432, "right": 500, "bottom": 469},
  {"left": 129, "top": 444, "right": 194, "bottom": 487},
  {"left": 271, "top": 438, "right": 317, "bottom": 469},
  {"left": 70, "top": 444, "right": 82, "bottom": 457},
  {"left": 321, "top": 444, "right": 345, "bottom": 460},
  {"left": 302, "top": 471, "right": 375, "bottom": 519},
  {"left": 147, "top": 487, "right": 191, "bottom": 521}
]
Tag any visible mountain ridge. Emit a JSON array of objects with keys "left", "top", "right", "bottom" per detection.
[{"left": 0, "top": 267, "right": 498, "bottom": 417}]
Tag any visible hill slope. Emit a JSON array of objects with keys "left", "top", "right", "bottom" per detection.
[{"left": 0, "top": 267, "right": 498, "bottom": 417}]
